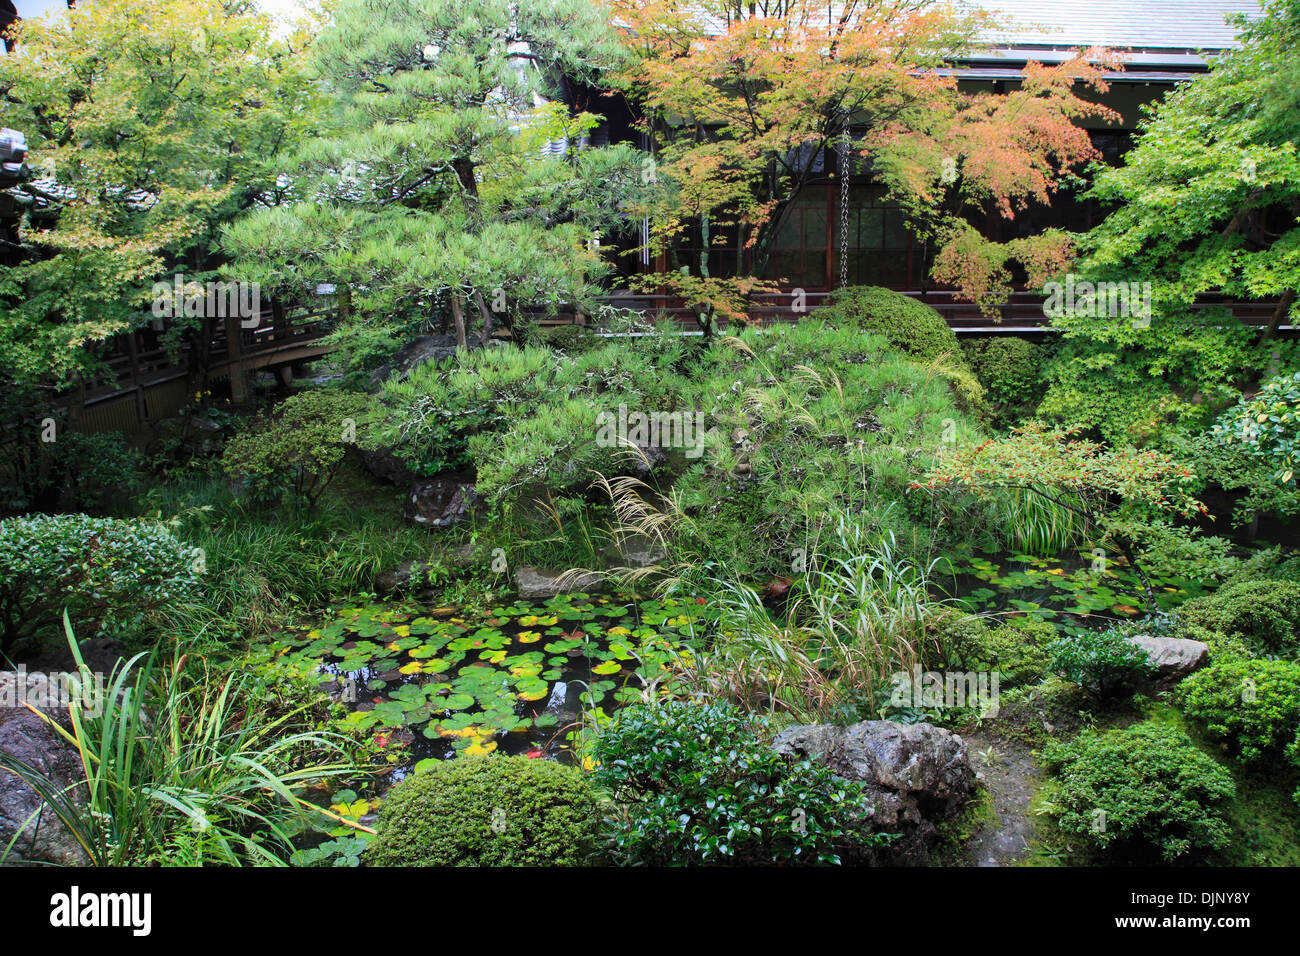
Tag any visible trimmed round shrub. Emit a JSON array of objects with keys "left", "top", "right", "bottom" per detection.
[
  {"left": 591, "top": 700, "right": 890, "bottom": 866},
  {"left": 1177, "top": 579, "right": 1300, "bottom": 658},
  {"left": 1048, "top": 626, "right": 1153, "bottom": 697},
  {"left": 0, "top": 513, "right": 201, "bottom": 653},
  {"left": 1176, "top": 658, "right": 1300, "bottom": 761},
  {"left": 363, "top": 755, "right": 600, "bottom": 866},
  {"left": 961, "top": 337, "right": 1046, "bottom": 424},
  {"left": 816, "top": 286, "right": 960, "bottom": 362},
  {"left": 1041, "top": 722, "right": 1235, "bottom": 861}
]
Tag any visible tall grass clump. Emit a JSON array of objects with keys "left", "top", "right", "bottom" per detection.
[{"left": 0, "top": 619, "right": 359, "bottom": 866}]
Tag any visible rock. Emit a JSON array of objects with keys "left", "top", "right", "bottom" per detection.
[
  {"left": 600, "top": 535, "right": 667, "bottom": 570},
  {"left": 772, "top": 720, "right": 976, "bottom": 864},
  {"left": 0, "top": 702, "right": 90, "bottom": 865},
  {"left": 515, "top": 566, "right": 604, "bottom": 600},
  {"left": 360, "top": 446, "right": 417, "bottom": 488},
  {"left": 404, "top": 478, "right": 483, "bottom": 529},
  {"left": 374, "top": 560, "right": 432, "bottom": 597},
  {"left": 28, "top": 637, "right": 125, "bottom": 675},
  {"left": 368, "top": 333, "right": 480, "bottom": 390},
  {"left": 1125, "top": 634, "right": 1209, "bottom": 683}
]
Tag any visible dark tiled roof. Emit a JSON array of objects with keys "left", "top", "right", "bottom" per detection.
[{"left": 966, "top": 0, "right": 1261, "bottom": 51}]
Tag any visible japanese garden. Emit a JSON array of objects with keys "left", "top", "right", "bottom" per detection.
[{"left": 0, "top": 0, "right": 1298, "bottom": 882}]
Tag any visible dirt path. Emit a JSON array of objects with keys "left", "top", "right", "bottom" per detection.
[{"left": 962, "top": 732, "right": 1044, "bottom": 867}]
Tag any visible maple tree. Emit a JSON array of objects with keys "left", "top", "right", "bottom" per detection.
[
  {"left": 1040, "top": 0, "right": 1300, "bottom": 446},
  {"left": 0, "top": 0, "right": 320, "bottom": 392},
  {"left": 611, "top": 0, "right": 1122, "bottom": 331}
]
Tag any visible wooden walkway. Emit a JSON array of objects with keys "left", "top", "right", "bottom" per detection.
[{"left": 74, "top": 289, "right": 1292, "bottom": 435}]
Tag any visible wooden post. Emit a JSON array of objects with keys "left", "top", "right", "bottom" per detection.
[{"left": 225, "top": 314, "right": 248, "bottom": 404}]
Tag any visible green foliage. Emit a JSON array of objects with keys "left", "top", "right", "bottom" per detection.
[
  {"left": 817, "top": 287, "right": 960, "bottom": 362},
  {"left": 143, "top": 467, "right": 433, "bottom": 645},
  {"left": 221, "top": 390, "right": 376, "bottom": 507},
  {"left": 1177, "top": 578, "right": 1300, "bottom": 658},
  {"left": 591, "top": 700, "right": 890, "bottom": 865},
  {"left": 1046, "top": 0, "right": 1300, "bottom": 448},
  {"left": 0, "top": 411, "right": 141, "bottom": 517},
  {"left": 1177, "top": 659, "right": 1300, "bottom": 762},
  {"left": 815, "top": 287, "right": 984, "bottom": 410},
  {"left": 945, "top": 614, "right": 1055, "bottom": 688},
  {"left": 1213, "top": 369, "right": 1300, "bottom": 483},
  {"left": 961, "top": 337, "right": 1047, "bottom": 426},
  {"left": 0, "top": 514, "right": 200, "bottom": 654},
  {"left": 1048, "top": 625, "right": 1153, "bottom": 697},
  {"left": 1176, "top": 431, "right": 1300, "bottom": 528},
  {"left": 0, "top": 0, "right": 317, "bottom": 388},
  {"left": 364, "top": 755, "right": 599, "bottom": 866},
  {"left": 0, "top": 621, "right": 355, "bottom": 866},
  {"left": 1040, "top": 721, "right": 1235, "bottom": 861},
  {"left": 376, "top": 318, "right": 993, "bottom": 583},
  {"left": 223, "top": 0, "right": 645, "bottom": 337}
]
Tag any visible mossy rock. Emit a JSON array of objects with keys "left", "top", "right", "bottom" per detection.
[{"left": 364, "top": 755, "right": 600, "bottom": 866}]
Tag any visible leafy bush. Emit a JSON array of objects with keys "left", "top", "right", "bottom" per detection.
[
  {"left": 1212, "top": 368, "right": 1300, "bottom": 484},
  {"left": 221, "top": 390, "right": 376, "bottom": 507},
  {"left": 961, "top": 337, "right": 1046, "bottom": 426},
  {"left": 1176, "top": 659, "right": 1300, "bottom": 761},
  {"left": 0, "top": 513, "right": 201, "bottom": 654},
  {"left": 944, "top": 613, "right": 1054, "bottom": 687},
  {"left": 590, "top": 700, "right": 890, "bottom": 865},
  {"left": 1040, "top": 721, "right": 1235, "bottom": 861},
  {"left": 816, "top": 286, "right": 960, "bottom": 362},
  {"left": 1176, "top": 579, "right": 1300, "bottom": 658},
  {"left": 813, "top": 286, "right": 984, "bottom": 410},
  {"left": 1048, "top": 626, "right": 1153, "bottom": 697},
  {"left": 364, "top": 755, "right": 600, "bottom": 866}
]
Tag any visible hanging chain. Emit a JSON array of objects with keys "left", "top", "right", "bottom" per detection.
[{"left": 838, "top": 126, "right": 851, "bottom": 290}]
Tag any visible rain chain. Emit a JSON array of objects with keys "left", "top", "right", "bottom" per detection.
[{"left": 838, "top": 126, "right": 851, "bottom": 290}]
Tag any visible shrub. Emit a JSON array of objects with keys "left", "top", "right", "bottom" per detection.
[
  {"left": 944, "top": 614, "right": 1054, "bottom": 687},
  {"left": 1048, "top": 626, "right": 1153, "bottom": 697},
  {"left": 814, "top": 286, "right": 984, "bottom": 410},
  {"left": 591, "top": 700, "right": 890, "bottom": 865},
  {"left": 961, "top": 337, "right": 1046, "bottom": 425},
  {"left": 0, "top": 514, "right": 201, "bottom": 654},
  {"left": 1041, "top": 722, "right": 1235, "bottom": 861},
  {"left": 1176, "top": 659, "right": 1300, "bottom": 761},
  {"left": 221, "top": 390, "right": 376, "bottom": 507},
  {"left": 1177, "top": 579, "right": 1300, "bottom": 658},
  {"left": 364, "top": 756, "right": 600, "bottom": 866},
  {"left": 816, "top": 286, "right": 959, "bottom": 362}
]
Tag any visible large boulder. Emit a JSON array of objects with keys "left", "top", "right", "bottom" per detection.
[
  {"left": 404, "top": 478, "right": 483, "bottom": 529},
  {"left": 772, "top": 720, "right": 976, "bottom": 864},
  {"left": 1125, "top": 634, "right": 1209, "bottom": 683},
  {"left": 359, "top": 446, "right": 417, "bottom": 488},
  {"left": 0, "top": 682, "right": 90, "bottom": 866},
  {"left": 368, "top": 333, "right": 481, "bottom": 390},
  {"left": 515, "top": 566, "right": 604, "bottom": 600}
]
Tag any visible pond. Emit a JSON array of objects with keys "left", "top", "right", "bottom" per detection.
[
  {"left": 254, "top": 593, "right": 714, "bottom": 780},
  {"left": 942, "top": 550, "right": 1214, "bottom": 636}
]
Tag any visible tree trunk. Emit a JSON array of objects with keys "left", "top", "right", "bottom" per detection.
[{"left": 449, "top": 295, "right": 468, "bottom": 350}]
